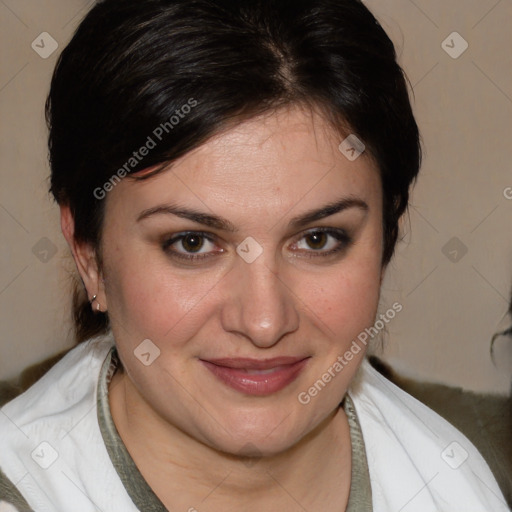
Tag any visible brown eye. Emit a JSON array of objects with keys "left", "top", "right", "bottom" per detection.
[
  {"left": 162, "top": 231, "right": 222, "bottom": 262},
  {"left": 305, "top": 232, "right": 328, "bottom": 250},
  {"left": 292, "top": 228, "right": 352, "bottom": 258},
  {"left": 181, "top": 233, "right": 204, "bottom": 253}
]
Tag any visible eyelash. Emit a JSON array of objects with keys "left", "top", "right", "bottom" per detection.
[{"left": 161, "top": 228, "right": 352, "bottom": 263}]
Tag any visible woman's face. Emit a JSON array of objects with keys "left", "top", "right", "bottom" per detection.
[{"left": 99, "top": 105, "right": 383, "bottom": 456}]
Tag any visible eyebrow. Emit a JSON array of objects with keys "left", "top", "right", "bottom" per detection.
[
  {"left": 288, "top": 197, "right": 368, "bottom": 229},
  {"left": 137, "top": 204, "right": 237, "bottom": 232},
  {"left": 136, "top": 197, "right": 368, "bottom": 231}
]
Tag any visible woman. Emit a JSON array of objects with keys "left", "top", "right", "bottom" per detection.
[{"left": 0, "top": 0, "right": 508, "bottom": 510}]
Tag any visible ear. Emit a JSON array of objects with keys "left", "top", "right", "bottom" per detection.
[{"left": 60, "top": 204, "right": 107, "bottom": 312}]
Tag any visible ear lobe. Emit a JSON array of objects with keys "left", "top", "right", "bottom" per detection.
[{"left": 60, "top": 205, "right": 106, "bottom": 309}]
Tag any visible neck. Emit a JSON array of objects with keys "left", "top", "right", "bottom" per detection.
[{"left": 109, "top": 369, "right": 352, "bottom": 511}]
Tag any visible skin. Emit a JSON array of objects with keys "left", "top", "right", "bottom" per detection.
[{"left": 61, "top": 104, "right": 384, "bottom": 511}]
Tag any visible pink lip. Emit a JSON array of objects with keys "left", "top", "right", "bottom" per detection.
[{"left": 200, "top": 357, "right": 310, "bottom": 396}]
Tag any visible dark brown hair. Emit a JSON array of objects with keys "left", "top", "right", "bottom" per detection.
[{"left": 46, "top": 0, "right": 422, "bottom": 343}]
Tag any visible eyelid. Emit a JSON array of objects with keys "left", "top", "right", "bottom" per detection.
[
  {"left": 288, "top": 227, "right": 351, "bottom": 254},
  {"left": 290, "top": 226, "right": 348, "bottom": 241},
  {"left": 162, "top": 231, "right": 222, "bottom": 260},
  {"left": 162, "top": 230, "right": 216, "bottom": 248},
  {"left": 162, "top": 227, "right": 352, "bottom": 262}
]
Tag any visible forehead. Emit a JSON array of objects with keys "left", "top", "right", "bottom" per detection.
[{"left": 108, "top": 105, "right": 381, "bottom": 221}]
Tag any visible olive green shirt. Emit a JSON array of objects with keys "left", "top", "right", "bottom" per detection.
[{"left": 0, "top": 349, "right": 373, "bottom": 511}]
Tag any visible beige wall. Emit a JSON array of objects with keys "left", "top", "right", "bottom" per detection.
[{"left": 1, "top": 0, "right": 511, "bottom": 394}]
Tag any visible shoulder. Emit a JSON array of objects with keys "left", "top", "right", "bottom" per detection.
[
  {"left": 0, "top": 334, "right": 114, "bottom": 426},
  {"left": 347, "top": 357, "right": 510, "bottom": 511},
  {"left": 0, "top": 334, "right": 115, "bottom": 511}
]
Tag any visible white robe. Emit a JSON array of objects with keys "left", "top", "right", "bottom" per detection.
[
  {"left": 0, "top": 334, "right": 509, "bottom": 511},
  {"left": 349, "top": 357, "right": 510, "bottom": 511}
]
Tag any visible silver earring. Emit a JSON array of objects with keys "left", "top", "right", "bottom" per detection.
[{"left": 90, "top": 294, "right": 102, "bottom": 312}]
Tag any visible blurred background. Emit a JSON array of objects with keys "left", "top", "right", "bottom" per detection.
[{"left": 1, "top": 0, "right": 511, "bottom": 394}]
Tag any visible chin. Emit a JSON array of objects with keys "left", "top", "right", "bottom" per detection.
[
  {"left": 214, "top": 432, "right": 300, "bottom": 461},
  {"left": 201, "top": 406, "right": 314, "bottom": 459}
]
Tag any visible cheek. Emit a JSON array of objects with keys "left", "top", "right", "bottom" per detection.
[
  {"left": 308, "top": 270, "right": 380, "bottom": 333},
  {"left": 103, "top": 246, "right": 223, "bottom": 343},
  {"left": 299, "top": 248, "right": 383, "bottom": 342}
]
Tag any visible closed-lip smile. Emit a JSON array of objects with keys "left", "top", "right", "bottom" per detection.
[{"left": 200, "top": 356, "right": 310, "bottom": 395}]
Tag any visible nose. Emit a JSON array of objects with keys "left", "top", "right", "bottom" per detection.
[{"left": 220, "top": 255, "right": 300, "bottom": 348}]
